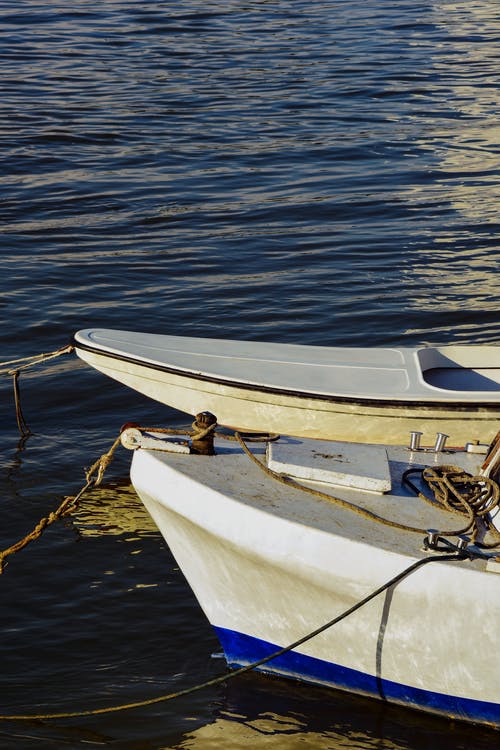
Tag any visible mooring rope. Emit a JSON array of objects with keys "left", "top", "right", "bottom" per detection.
[
  {"left": 234, "top": 433, "right": 499, "bottom": 544},
  {"left": 0, "top": 482, "right": 91, "bottom": 575},
  {"left": 0, "top": 551, "right": 465, "bottom": 721},
  {"left": 1, "top": 344, "right": 75, "bottom": 438},
  {"left": 0, "top": 344, "right": 74, "bottom": 374},
  {"left": 0, "top": 434, "right": 122, "bottom": 574},
  {"left": 12, "top": 370, "right": 32, "bottom": 438}
]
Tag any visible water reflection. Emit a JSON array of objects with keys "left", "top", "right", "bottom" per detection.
[
  {"left": 165, "top": 673, "right": 500, "bottom": 750},
  {"left": 73, "top": 478, "right": 158, "bottom": 537}
]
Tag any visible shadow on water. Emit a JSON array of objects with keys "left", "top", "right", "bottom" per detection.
[
  {"left": 2, "top": 670, "right": 499, "bottom": 750},
  {"left": 169, "top": 674, "right": 500, "bottom": 750}
]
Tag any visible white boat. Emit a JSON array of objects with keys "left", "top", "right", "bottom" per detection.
[
  {"left": 74, "top": 329, "right": 500, "bottom": 446},
  {"left": 122, "top": 422, "right": 500, "bottom": 729}
]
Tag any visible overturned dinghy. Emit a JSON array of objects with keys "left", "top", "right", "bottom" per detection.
[
  {"left": 74, "top": 328, "right": 500, "bottom": 445},
  {"left": 123, "top": 422, "right": 500, "bottom": 729}
]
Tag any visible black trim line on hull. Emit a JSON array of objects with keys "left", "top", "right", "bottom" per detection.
[{"left": 73, "top": 338, "right": 500, "bottom": 414}]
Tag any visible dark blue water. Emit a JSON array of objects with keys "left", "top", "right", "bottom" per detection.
[{"left": 0, "top": 1, "right": 499, "bottom": 747}]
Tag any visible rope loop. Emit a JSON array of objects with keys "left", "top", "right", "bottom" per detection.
[{"left": 190, "top": 419, "right": 217, "bottom": 442}]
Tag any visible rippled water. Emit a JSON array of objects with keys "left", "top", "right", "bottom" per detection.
[{"left": 0, "top": 1, "right": 499, "bottom": 748}]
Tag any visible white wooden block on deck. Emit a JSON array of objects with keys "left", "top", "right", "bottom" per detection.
[{"left": 268, "top": 438, "right": 391, "bottom": 493}]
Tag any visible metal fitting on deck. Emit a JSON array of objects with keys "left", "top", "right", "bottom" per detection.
[
  {"left": 409, "top": 431, "right": 423, "bottom": 451},
  {"left": 433, "top": 432, "right": 449, "bottom": 453}
]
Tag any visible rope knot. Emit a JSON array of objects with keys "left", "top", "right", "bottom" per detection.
[
  {"left": 190, "top": 412, "right": 217, "bottom": 455},
  {"left": 422, "top": 465, "right": 500, "bottom": 547}
]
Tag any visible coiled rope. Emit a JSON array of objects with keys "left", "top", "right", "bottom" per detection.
[
  {"left": 403, "top": 465, "right": 500, "bottom": 548},
  {"left": 0, "top": 551, "right": 464, "bottom": 721}
]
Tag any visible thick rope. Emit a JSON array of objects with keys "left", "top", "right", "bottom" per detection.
[
  {"left": 0, "top": 434, "right": 122, "bottom": 574},
  {"left": 404, "top": 465, "right": 500, "bottom": 548},
  {"left": 0, "top": 344, "right": 74, "bottom": 375},
  {"left": 0, "top": 426, "right": 266, "bottom": 575},
  {"left": 190, "top": 419, "right": 217, "bottom": 442},
  {"left": 0, "top": 551, "right": 464, "bottom": 721},
  {"left": 0, "top": 483, "right": 92, "bottom": 575},
  {"left": 84, "top": 434, "right": 123, "bottom": 486},
  {"left": 234, "top": 433, "right": 482, "bottom": 540},
  {"left": 423, "top": 465, "right": 500, "bottom": 518}
]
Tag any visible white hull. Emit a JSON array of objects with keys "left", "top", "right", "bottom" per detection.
[
  {"left": 74, "top": 329, "right": 500, "bottom": 445},
  {"left": 128, "top": 433, "right": 500, "bottom": 728}
]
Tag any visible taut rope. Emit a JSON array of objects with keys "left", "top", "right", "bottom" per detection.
[
  {"left": 0, "top": 434, "right": 122, "bottom": 574},
  {"left": 0, "top": 344, "right": 74, "bottom": 375}
]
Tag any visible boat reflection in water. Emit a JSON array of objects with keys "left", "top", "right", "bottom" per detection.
[
  {"left": 73, "top": 479, "right": 159, "bottom": 538},
  {"left": 165, "top": 672, "right": 500, "bottom": 750}
]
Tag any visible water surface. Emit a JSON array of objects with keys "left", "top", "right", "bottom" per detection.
[{"left": 0, "top": 1, "right": 499, "bottom": 747}]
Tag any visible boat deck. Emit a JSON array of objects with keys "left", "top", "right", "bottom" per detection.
[{"left": 132, "top": 434, "right": 494, "bottom": 566}]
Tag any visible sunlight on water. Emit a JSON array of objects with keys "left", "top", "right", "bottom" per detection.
[{"left": 0, "top": 1, "right": 498, "bottom": 748}]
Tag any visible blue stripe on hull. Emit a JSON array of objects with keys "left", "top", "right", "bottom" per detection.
[{"left": 214, "top": 626, "right": 500, "bottom": 729}]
